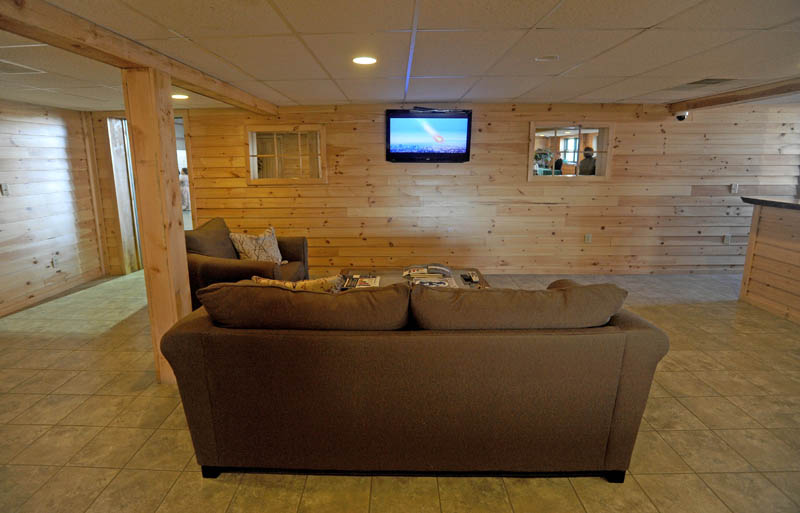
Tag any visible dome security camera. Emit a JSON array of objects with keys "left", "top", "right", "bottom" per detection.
[{"left": 675, "top": 111, "right": 689, "bottom": 121}]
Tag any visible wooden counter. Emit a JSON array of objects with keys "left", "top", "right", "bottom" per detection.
[{"left": 740, "top": 197, "right": 800, "bottom": 323}]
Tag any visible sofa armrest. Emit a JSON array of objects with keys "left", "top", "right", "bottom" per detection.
[
  {"left": 161, "top": 308, "right": 219, "bottom": 466},
  {"left": 187, "top": 253, "right": 279, "bottom": 309},
  {"left": 604, "top": 309, "right": 669, "bottom": 471},
  {"left": 277, "top": 237, "right": 309, "bottom": 279}
]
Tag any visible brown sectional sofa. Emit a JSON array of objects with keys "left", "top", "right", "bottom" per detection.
[{"left": 162, "top": 281, "right": 668, "bottom": 483}]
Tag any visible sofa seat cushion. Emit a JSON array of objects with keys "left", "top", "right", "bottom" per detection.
[
  {"left": 277, "top": 261, "right": 305, "bottom": 281},
  {"left": 185, "top": 217, "right": 238, "bottom": 259},
  {"left": 410, "top": 284, "right": 627, "bottom": 330},
  {"left": 197, "top": 281, "right": 410, "bottom": 330}
]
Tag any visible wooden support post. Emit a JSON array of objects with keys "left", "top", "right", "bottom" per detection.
[{"left": 122, "top": 67, "right": 191, "bottom": 384}]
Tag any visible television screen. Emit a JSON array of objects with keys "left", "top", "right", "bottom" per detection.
[{"left": 386, "top": 109, "right": 472, "bottom": 162}]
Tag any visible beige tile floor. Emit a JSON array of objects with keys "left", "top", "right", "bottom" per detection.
[{"left": 1, "top": 271, "right": 799, "bottom": 512}]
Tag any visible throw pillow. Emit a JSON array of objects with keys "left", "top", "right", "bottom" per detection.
[
  {"left": 184, "top": 217, "right": 238, "bottom": 259},
  {"left": 252, "top": 274, "right": 344, "bottom": 293},
  {"left": 229, "top": 227, "right": 282, "bottom": 263}
]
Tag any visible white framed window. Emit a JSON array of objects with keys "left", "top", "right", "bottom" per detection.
[{"left": 247, "top": 124, "right": 327, "bottom": 185}]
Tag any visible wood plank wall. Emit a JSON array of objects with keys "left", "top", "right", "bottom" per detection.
[
  {"left": 0, "top": 99, "right": 103, "bottom": 316},
  {"left": 740, "top": 204, "right": 800, "bottom": 323},
  {"left": 185, "top": 103, "right": 800, "bottom": 276}
]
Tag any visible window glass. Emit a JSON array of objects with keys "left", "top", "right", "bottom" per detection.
[
  {"left": 530, "top": 124, "right": 611, "bottom": 178},
  {"left": 248, "top": 129, "right": 323, "bottom": 181}
]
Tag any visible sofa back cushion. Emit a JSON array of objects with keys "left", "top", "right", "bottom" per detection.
[
  {"left": 410, "top": 284, "right": 627, "bottom": 330},
  {"left": 198, "top": 281, "right": 410, "bottom": 330},
  {"left": 185, "top": 218, "right": 238, "bottom": 259}
]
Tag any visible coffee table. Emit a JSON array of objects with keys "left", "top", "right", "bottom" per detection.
[{"left": 341, "top": 268, "right": 490, "bottom": 289}]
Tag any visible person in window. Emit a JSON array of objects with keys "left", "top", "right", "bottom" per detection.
[
  {"left": 578, "top": 147, "right": 596, "bottom": 175},
  {"left": 552, "top": 152, "right": 563, "bottom": 172},
  {"left": 179, "top": 167, "right": 191, "bottom": 211}
]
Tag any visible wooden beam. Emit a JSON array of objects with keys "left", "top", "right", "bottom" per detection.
[
  {"left": 669, "top": 77, "right": 800, "bottom": 113},
  {"left": 0, "top": 0, "right": 277, "bottom": 116},
  {"left": 122, "top": 67, "right": 192, "bottom": 384}
]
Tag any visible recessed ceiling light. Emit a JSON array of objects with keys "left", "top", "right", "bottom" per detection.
[
  {"left": 353, "top": 56, "right": 377, "bottom": 65},
  {"left": 535, "top": 55, "right": 559, "bottom": 62},
  {"left": 171, "top": 94, "right": 189, "bottom": 100}
]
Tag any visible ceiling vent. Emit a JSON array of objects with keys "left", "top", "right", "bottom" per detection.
[
  {"left": 666, "top": 78, "right": 734, "bottom": 91},
  {"left": 0, "top": 59, "right": 43, "bottom": 74}
]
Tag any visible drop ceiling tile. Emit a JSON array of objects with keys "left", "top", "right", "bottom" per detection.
[
  {"left": 336, "top": 78, "right": 405, "bottom": 102},
  {"left": 640, "top": 31, "right": 800, "bottom": 80},
  {"left": 119, "top": 0, "right": 289, "bottom": 37},
  {"left": 566, "top": 29, "right": 749, "bottom": 78},
  {"left": 47, "top": 0, "right": 174, "bottom": 39},
  {"left": 659, "top": 0, "right": 800, "bottom": 29},
  {"left": 417, "top": 0, "right": 560, "bottom": 29},
  {"left": 54, "top": 86, "right": 124, "bottom": 101},
  {"left": 302, "top": 33, "right": 409, "bottom": 79},
  {"left": 463, "top": 76, "right": 548, "bottom": 100},
  {"left": 0, "top": 30, "right": 42, "bottom": 47},
  {"left": 539, "top": 0, "right": 702, "bottom": 28},
  {"left": 571, "top": 76, "right": 690, "bottom": 102},
  {"left": 141, "top": 38, "right": 254, "bottom": 83},
  {"left": 275, "top": 0, "right": 414, "bottom": 33},
  {"left": 265, "top": 80, "right": 347, "bottom": 104},
  {"left": 0, "top": 72, "right": 98, "bottom": 89},
  {"left": 488, "top": 29, "right": 638, "bottom": 76},
  {"left": 0, "top": 45, "right": 120, "bottom": 85},
  {"left": 0, "top": 87, "right": 112, "bottom": 110},
  {"left": 405, "top": 77, "right": 478, "bottom": 101},
  {"left": 412, "top": 30, "right": 524, "bottom": 76},
  {"left": 195, "top": 36, "right": 327, "bottom": 81},
  {"left": 517, "top": 77, "right": 622, "bottom": 101},
  {"left": 229, "top": 81, "right": 296, "bottom": 105}
]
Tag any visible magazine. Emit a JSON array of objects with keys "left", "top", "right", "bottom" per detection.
[
  {"left": 402, "top": 263, "right": 452, "bottom": 279},
  {"left": 343, "top": 275, "right": 380, "bottom": 289},
  {"left": 411, "top": 277, "right": 457, "bottom": 288}
]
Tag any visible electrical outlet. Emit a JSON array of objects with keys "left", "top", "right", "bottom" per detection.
[
  {"left": 723, "top": 234, "right": 732, "bottom": 245},
  {"left": 0, "top": 183, "right": 8, "bottom": 196},
  {"left": 730, "top": 183, "right": 739, "bottom": 193},
  {"left": 584, "top": 233, "right": 592, "bottom": 243}
]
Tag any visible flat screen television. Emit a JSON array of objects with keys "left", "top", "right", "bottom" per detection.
[{"left": 386, "top": 109, "right": 472, "bottom": 163}]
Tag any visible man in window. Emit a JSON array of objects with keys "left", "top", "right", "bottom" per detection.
[
  {"left": 578, "top": 147, "right": 596, "bottom": 175},
  {"left": 553, "top": 152, "right": 563, "bottom": 173}
]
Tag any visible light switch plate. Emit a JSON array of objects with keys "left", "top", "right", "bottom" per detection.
[
  {"left": 584, "top": 233, "right": 592, "bottom": 243},
  {"left": 0, "top": 183, "right": 8, "bottom": 196},
  {"left": 723, "top": 234, "right": 732, "bottom": 245},
  {"left": 730, "top": 183, "right": 739, "bottom": 193}
]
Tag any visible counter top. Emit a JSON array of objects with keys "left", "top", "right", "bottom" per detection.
[{"left": 741, "top": 196, "right": 800, "bottom": 211}]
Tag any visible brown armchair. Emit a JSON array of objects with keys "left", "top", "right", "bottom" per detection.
[{"left": 185, "top": 218, "right": 308, "bottom": 309}]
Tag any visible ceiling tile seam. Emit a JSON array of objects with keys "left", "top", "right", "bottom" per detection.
[
  {"left": 456, "top": 0, "right": 567, "bottom": 102},
  {"left": 266, "top": 0, "right": 351, "bottom": 103},
  {"left": 118, "top": 0, "right": 293, "bottom": 104},
  {"left": 403, "top": 0, "right": 421, "bottom": 102}
]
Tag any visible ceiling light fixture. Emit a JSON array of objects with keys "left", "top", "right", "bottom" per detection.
[
  {"left": 171, "top": 94, "right": 189, "bottom": 100},
  {"left": 535, "top": 55, "right": 559, "bottom": 62},
  {"left": 353, "top": 56, "right": 377, "bottom": 65}
]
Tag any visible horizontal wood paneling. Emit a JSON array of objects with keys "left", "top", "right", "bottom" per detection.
[
  {"left": 185, "top": 103, "right": 800, "bottom": 275},
  {"left": 741, "top": 205, "right": 800, "bottom": 323},
  {"left": 0, "top": 99, "right": 103, "bottom": 316}
]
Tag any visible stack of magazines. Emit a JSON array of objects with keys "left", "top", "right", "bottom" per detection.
[
  {"left": 343, "top": 274, "right": 380, "bottom": 289},
  {"left": 402, "top": 264, "right": 457, "bottom": 288}
]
